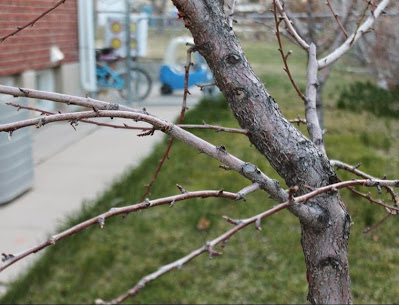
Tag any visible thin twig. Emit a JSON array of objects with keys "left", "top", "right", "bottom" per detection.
[
  {"left": 6, "top": 102, "right": 152, "bottom": 132},
  {"left": 318, "top": 0, "right": 390, "bottom": 69},
  {"left": 96, "top": 201, "right": 290, "bottom": 304},
  {"left": 363, "top": 213, "right": 391, "bottom": 234},
  {"left": 0, "top": 0, "right": 67, "bottom": 43},
  {"left": 0, "top": 189, "right": 242, "bottom": 272},
  {"left": 0, "top": 106, "right": 290, "bottom": 204},
  {"left": 331, "top": 159, "right": 398, "bottom": 206},
  {"left": 326, "top": 0, "right": 349, "bottom": 38},
  {"left": 0, "top": 85, "right": 141, "bottom": 113},
  {"left": 95, "top": 178, "right": 399, "bottom": 304},
  {"left": 140, "top": 45, "right": 196, "bottom": 201},
  {"left": 6, "top": 102, "right": 250, "bottom": 134},
  {"left": 228, "top": 0, "right": 238, "bottom": 29},
  {"left": 180, "top": 122, "right": 248, "bottom": 134},
  {"left": 273, "top": 0, "right": 306, "bottom": 101},
  {"left": 274, "top": 0, "right": 310, "bottom": 50},
  {"left": 345, "top": 185, "right": 398, "bottom": 215}
]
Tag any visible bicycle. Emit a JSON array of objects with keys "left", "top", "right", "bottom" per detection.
[{"left": 95, "top": 48, "right": 152, "bottom": 101}]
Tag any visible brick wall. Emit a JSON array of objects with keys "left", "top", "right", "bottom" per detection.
[{"left": 0, "top": 0, "right": 78, "bottom": 77}]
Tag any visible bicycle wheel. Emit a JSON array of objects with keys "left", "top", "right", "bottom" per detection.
[{"left": 118, "top": 68, "right": 152, "bottom": 101}]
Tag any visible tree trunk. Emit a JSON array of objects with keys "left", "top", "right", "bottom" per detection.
[{"left": 172, "top": 1, "right": 352, "bottom": 303}]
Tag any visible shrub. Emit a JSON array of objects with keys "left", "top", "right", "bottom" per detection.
[{"left": 337, "top": 81, "right": 399, "bottom": 118}]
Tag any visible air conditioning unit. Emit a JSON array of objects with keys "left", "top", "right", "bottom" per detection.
[{"left": 0, "top": 98, "right": 34, "bottom": 205}]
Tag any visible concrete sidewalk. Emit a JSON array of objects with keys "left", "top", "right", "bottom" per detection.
[{"left": 0, "top": 84, "right": 204, "bottom": 295}]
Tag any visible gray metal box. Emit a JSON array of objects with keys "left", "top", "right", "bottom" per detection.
[{"left": 0, "top": 97, "right": 34, "bottom": 205}]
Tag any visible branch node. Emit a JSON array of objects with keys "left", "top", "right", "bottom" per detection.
[
  {"left": 205, "top": 241, "right": 221, "bottom": 259},
  {"left": 241, "top": 162, "right": 261, "bottom": 175},
  {"left": 36, "top": 117, "right": 46, "bottom": 129},
  {"left": 235, "top": 192, "right": 247, "bottom": 201},
  {"left": 138, "top": 128, "right": 155, "bottom": 137},
  {"left": 70, "top": 120, "right": 78, "bottom": 131},
  {"left": 144, "top": 198, "right": 151, "bottom": 207},
  {"left": 98, "top": 216, "right": 105, "bottom": 229},
  {"left": 18, "top": 88, "right": 29, "bottom": 96},
  {"left": 219, "top": 164, "right": 231, "bottom": 171},
  {"left": 1, "top": 253, "right": 15, "bottom": 262},
  {"left": 255, "top": 217, "right": 262, "bottom": 231},
  {"left": 106, "top": 103, "right": 119, "bottom": 111},
  {"left": 216, "top": 145, "right": 227, "bottom": 154},
  {"left": 222, "top": 215, "right": 242, "bottom": 226},
  {"left": 48, "top": 236, "right": 56, "bottom": 245},
  {"left": 176, "top": 184, "right": 187, "bottom": 194}
]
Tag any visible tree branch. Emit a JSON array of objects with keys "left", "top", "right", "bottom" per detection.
[
  {"left": 326, "top": 0, "right": 349, "bottom": 38},
  {"left": 318, "top": 0, "right": 390, "bottom": 69},
  {"left": 140, "top": 45, "right": 196, "bottom": 201},
  {"left": 0, "top": 0, "right": 67, "bottom": 43},
  {"left": 305, "top": 43, "right": 327, "bottom": 155},
  {"left": 95, "top": 200, "right": 290, "bottom": 305},
  {"left": 274, "top": 0, "right": 310, "bottom": 50},
  {"left": 228, "top": 0, "right": 238, "bottom": 29},
  {"left": 94, "top": 178, "right": 398, "bottom": 304},
  {"left": 0, "top": 106, "right": 289, "bottom": 203},
  {"left": 0, "top": 85, "right": 141, "bottom": 113},
  {"left": 273, "top": 0, "right": 306, "bottom": 101},
  {"left": 0, "top": 189, "right": 243, "bottom": 272},
  {"left": 6, "top": 101, "right": 250, "bottom": 134},
  {"left": 331, "top": 159, "right": 399, "bottom": 206}
]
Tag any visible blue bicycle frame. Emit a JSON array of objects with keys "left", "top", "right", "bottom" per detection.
[{"left": 96, "top": 65, "right": 124, "bottom": 89}]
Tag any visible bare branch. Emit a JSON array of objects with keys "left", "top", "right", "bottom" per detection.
[
  {"left": 326, "top": 0, "right": 349, "bottom": 38},
  {"left": 0, "top": 0, "right": 67, "bottom": 43},
  {"left": 5, "top": 102, "right": 154, "bottom": 132},
  {"left": 273, "top": 0, "right": 306, "bottom": 101},
  {"left": 280, "top": 3, "right": 309, "bottom": 44},
  {"left": 345, "top": 185, "right": 398, "bottom": 215},
  {"left": 228, "top": 0, "right": 238, "bottom": 29},
  {"left": 305, "top": 43, "right": 327, "bottom": 155},
  {"left": 95, "top": 201, "right": 290, "bottom": 304},
  {"left": 95, "top": 178, "right": 398, "bottom": 304},
  {"left": 363, "top": 213, "right": 391, "bottom": 234},
  {"left": 140, "top": 45, "right": 196, "bottom": 201},
  {"left": 274, "top": 0, "right": 310, "bottom": 50},
  {"left": 0, "top": 189, "right": 242, "bottom": 272},
  {"left": 196, "top": 82, "right": 216, "bottom": 90},
  {"left": 0, "top": 110, "right": 169, "bottom": 134},
  {"left": 318, "top": 0, "right": 357, "bottom": 54},
  {"left": 0, "top": 106, "right": 289, "bottom": 203},
  {"left": 6, "top": 101, "right": 250, "bottom": 134},
  {"left": 179, "top": 123, "right": 248, "bottom": 134},
  {"left": 289, "top": 116, "right": 307, "bottom": 126},
  {"left": 331, "top": 159, "right": 399, "bottom": 206},
  {"left": 236, "top": 182, "right": 261, "bottom": 201},
  {"left": 318, "top": 0, "right": 390, "bottom": 69},
  {"left": 0, "top": 85, "right": 141, "bottom": 113}
]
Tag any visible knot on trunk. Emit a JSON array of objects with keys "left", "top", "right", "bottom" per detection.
[{"left": 224, "top": 53, "right": 241, "bottom": 65}]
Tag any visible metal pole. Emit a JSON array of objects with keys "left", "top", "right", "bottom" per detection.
[{"left": 125, "top": 0, "right": 133, "bottom": 105}]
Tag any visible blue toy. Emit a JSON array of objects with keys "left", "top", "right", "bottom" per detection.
[{"left": 159, "top": 36, "right": 214, "bottom": 95}]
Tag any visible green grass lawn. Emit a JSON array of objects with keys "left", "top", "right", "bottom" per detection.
[{"left": 1, "top": 38, "right": 398, "bottom": 304}]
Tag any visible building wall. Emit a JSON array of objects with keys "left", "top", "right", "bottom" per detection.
[{"left": 0, "top": 0, "right": 79, "bottom": 77}]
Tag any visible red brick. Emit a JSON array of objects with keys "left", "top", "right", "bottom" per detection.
[{"left": 0, "top": 0, "right": 78, "bottom": 76}]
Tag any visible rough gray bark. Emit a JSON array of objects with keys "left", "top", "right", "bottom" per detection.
[{"left": 172, "top": 0, "right": 351, "bottom": 303}]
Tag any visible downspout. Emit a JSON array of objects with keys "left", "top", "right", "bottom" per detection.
[{"left": 78, "top": 0, "right": 97, "bottom": 94}]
